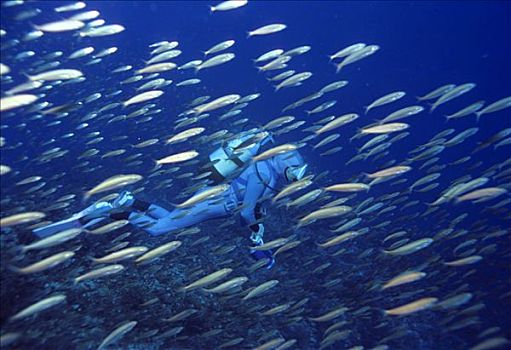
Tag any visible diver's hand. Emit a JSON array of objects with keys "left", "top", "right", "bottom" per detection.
[
  {"left": 248, "top": 224, "right": 275, "bottom": 269},
  {"left": 250, "top": 224, "right": 265, "bottom": 245}
]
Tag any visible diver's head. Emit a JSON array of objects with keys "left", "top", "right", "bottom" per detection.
[{"left": 271, "top": 150, "right": 308, "bottom": 183}]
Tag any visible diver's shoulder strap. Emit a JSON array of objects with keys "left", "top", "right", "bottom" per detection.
[
  {"left": 255, "top": 161, "right": 278, "bottom": 192},
  {"left": 232, "top": 157, "right": 245, "bottom": 167}
]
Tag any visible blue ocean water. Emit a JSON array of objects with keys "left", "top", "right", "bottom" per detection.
[{"left": 1, "top": 1, "right": 510, "bottom": 349}]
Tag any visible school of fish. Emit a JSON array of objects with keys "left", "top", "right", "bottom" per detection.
[{"left": 0, "top": 1, "right": 510, "bottom": 350}]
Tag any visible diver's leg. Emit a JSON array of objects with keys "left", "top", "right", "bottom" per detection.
[
  {"left": 113, "top": 191, "right": 171, "bottom": 219},
  {"left": 144, "top": 203, "right": 173, "bottom": 219},
  {"left": 36, "top": 190, "right": 234, "bottom": 237},
  {"left": 32, "top": 192, "right": 167, "bottom": 238},
  {"left": 33, "top": 196, "right": 153, "bottom": 238},
  {"left": 124, "top": 195, "right": 233, "bottom": 236}
]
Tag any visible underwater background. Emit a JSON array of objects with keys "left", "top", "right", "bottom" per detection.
[{"left": 1, "top": 1, "right": 510, "bottom": 349}]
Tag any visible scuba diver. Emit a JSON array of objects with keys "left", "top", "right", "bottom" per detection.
[{"left": 33, "top": 129, "right": 308, "bottom": 269}]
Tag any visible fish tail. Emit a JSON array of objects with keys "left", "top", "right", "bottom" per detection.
[
  {"left": 150, "top": 159, "right": 162, "bottom": 172},
  {"left": 368, "top": 281, "right": 382, "bottom": 291},
  {"left": 8, "top": 265, "right": 22, "bottom": 273},
  {"left": 82, "top": 193, "right": 90, "bottom": 205},
  {"left": 364, "top": 106, "right": 370, "bottom": 114},
  {"left": 88, "top": 257, "right": 100, "bottom": 265},
  {"left": 21, "top": 71, "right": 33, "bottom": 81},
  {"left": 11, "top": 245, "right": 26, "bottom": 256}
]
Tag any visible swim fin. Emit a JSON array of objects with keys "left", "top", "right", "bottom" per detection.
[
  {"left": 33, "top": 201, "right": 113, "bottom": 238},
  {"left": 33, "top": 214, "right": 83, "bottom": 238}
]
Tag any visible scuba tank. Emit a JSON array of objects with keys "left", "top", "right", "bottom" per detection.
[{"left": 207, "top": 129, "right": 272, "bottom": 183}]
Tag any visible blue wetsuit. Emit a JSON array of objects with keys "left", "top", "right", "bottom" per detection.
[{"left": 125, "top": 150, "right": 305, "bottom": 236}]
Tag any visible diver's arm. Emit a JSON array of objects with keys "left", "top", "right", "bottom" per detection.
[
  {"left": 242, "top": 162, "right": 276, "bottom": 269},
  {"left": 241, "top": 173, "right": 269, "bottom": 244},
  {"left": 250, "top": 132, "right": 273, "bottom": 155},
  {"left": 240, "top": 173, "right": 266, "bottom": 228}
]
